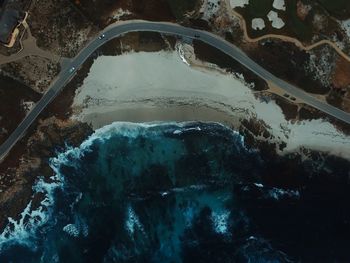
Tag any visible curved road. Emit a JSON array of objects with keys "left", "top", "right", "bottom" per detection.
[{"left": 1, "top": 20, "right": 350, "bottom": 161}]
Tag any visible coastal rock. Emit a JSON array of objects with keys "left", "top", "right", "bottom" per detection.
[{"left": 0, "top": 118, "right": 92, "bottom": 231}]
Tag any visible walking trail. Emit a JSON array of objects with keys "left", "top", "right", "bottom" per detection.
[
  {"left": 0, "top": 14, "right": 62, "bottom": 66},
  {"left": 224, "top": 0, "right": 350, "bottom": 63}
]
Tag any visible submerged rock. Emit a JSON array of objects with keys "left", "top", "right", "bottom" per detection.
[{"left": 0, "top": 122, "right": 349, "bottom": 262}]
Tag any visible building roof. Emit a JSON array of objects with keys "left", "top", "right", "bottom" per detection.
[{"left": 0, "top": 9, "right": 20, "bottom": 44}]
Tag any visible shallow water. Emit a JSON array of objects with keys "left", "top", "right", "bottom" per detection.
[{"left": 0, "top": 122, "right": 349, "bottom": 262}]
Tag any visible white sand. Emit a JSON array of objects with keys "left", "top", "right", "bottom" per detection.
[
  {"left": 252, "top": 18, "right": 266, "bottom": 30},
  {"left": 229, "top": 0, "right": 249, "bottom": 8},
  {"left": 72, "top": 50, "right": 350, "bottom": 160},
  {"left": 267, "top": 10, "right": 285, "bottom": 29},
  {"left": 273, "top": 0, "right": 286, "bottom": 11}
]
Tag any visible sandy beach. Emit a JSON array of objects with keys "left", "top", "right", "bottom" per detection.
[
  {"left": 71, "top": 48, "right": 350, "bottom": 160},
  {"left": 81, "top": 105, "right": 241, "bottom": 130}
]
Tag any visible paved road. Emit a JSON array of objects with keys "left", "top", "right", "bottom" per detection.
[{"left": 1, "top": 20, "right": 350, "bottom": 161}]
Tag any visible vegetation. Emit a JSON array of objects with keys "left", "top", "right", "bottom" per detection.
[
  {"left": 246, "top": 0, "right": 273, "bottom": 17},
  {"left": 234, "top": 0, "right": 350, "bottom": 44},
  {"left": 317, "top": 0, "right": 350, "bottom": 19},
  {"left": 286, "top": 0, "right": 312, "bottom": 41},
  {"left": 166, "top": 0, "right": 199, "bottom": 20}
]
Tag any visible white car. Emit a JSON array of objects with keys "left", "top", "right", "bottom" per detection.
[
  {"left": 98, "top": 34, "right": 105, "bottom": 40},
  {"left": 69, "top": 67, "right": 75, "bottom": 73}
]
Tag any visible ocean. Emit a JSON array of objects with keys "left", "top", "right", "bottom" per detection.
[{"left": 0, "top": 122, "right": 349, "bottom": 262}]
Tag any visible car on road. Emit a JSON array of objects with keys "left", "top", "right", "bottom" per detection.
[
  {"left": 69, "top": 67, "right": 75, "bottom": 73},
  {"left": 98, "top": 34, "right": 106, "bottom": 40},
  {"left": 194, "top": 34, "right": 200, "bottom": 38}
]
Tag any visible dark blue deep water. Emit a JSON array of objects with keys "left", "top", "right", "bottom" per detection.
[{"left": 0, "top": 122, "right": 350, "bottom": 263}]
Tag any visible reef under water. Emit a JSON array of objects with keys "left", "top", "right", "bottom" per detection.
[{"left": 0, "top": 122, "right": 349, "bottom": 262}]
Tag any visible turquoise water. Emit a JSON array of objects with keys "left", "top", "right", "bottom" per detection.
[{"left": 0, "top": 122, "right": 349, "bottom": 262}]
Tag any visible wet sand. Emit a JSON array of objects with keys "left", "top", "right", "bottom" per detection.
[
  {"left": 80, "top": 104, "right": 241, "bottom": 130},
  {"left": 71, "top": 50, "right": 350, "bottom": 160}
]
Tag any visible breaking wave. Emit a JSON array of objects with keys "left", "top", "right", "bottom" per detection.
[
  {"left": 0, "top": 121, "right": 349, "bottom": 262},
  {"left": 0, "top": 172, "right": 63, "bottom": 252}
]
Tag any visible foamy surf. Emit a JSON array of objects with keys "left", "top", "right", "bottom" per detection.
[
  {"left": 0, "top": 172, "right": 63, "bottom": 252},
  {"left": 0, "top": 121, "right": 346, "bottom": 262}
]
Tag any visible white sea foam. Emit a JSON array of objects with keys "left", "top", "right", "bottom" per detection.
[
  {"left": 187, "top": 127, "right": 201, "bottom": 132},
  {"left": 160, "top": 191, "right": 169, "bottom": 197},
  {"left": 267, "top": 188, "right": 300, "bottom": 200},
  {"left": 253, "top": 182, "right": 300, "bottom": 200},
  {"left": 0, "top": 172, "right": 63, "bottom": 251},
  {"left": 63, "top": 219, "right": 88, "bottom": 238},
  {"left": 173, "top": 130, "right": 182, "bottom": 135},
  {"left": 51, "top": 122, "right": 243, "bottom": 168},
  {"left": 63, "top": 224, "right": 80, "bottom": 237},
  {"left": 211, "top": 210, "right": 231, "bottom": 235},
  {"left": 125, "top": 205, "right": 144, "bottom": 236},
  {"left": 173, "top": 184, "right": 208, "bottom": 193},
  {"left": 172, "top": 126, "right": 201, "bottom": 135}
]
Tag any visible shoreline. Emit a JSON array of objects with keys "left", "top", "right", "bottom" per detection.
[
  {"left": 71, "top": 49, "right": 350, "bottom": 161},
  {"left": 0, "top": 34, "right": 350, "bottom": 248},
  {"left": 79, "top": 105, "right": 241, "bottom": 131},
  {"left": 76, "top": 102, "right": 350, "bottom": 161}
]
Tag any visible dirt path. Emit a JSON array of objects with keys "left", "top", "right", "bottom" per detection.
[
  {"left": 0, "top": 14, "right": 62, "bottom": 66},
  {"left": 224, "top": 0, "right": 350, "bottom": 63}
]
